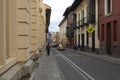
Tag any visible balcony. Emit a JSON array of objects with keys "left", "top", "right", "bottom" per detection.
[
  {"left": 72, "top": 22, "right": 77, "bottom": 29},
  {"left": 79, "top": 20, "right": 82, "bottom": 27},
  {"left": 79, "top": 17, "right": 89, "bottom": 27},
  {"left": 87, "top": 14, "right": 95, "bottom": 24},
  {"left": 84, "top": 17, "right": 88, "bottom": 26},
  {"left": 66, "top": 26, "right": 69, "bottom": 38},
  {"left": 87, "top": 0, "right": 95, "bottom": 24},
  {"left": 66, "top": 26, "right": 74, "bottom": 38},
  {"left": 81, "top": 18, "right": 84, "bottom": 27}
]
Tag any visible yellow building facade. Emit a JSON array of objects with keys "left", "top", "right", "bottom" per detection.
[{"left": 0, "top": 0, "right": 51, "bottom": 77}]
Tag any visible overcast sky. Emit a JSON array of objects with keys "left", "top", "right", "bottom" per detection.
[{"left": 43, "top": 0, "right": 73, "bottom": 32}]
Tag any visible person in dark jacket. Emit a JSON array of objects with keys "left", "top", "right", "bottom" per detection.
[
  {"left": 46, "top": 43, "right": 50, "bottom": 55},
  {"left": 74, "top": 43, "right": 77, "bottom": 52}
]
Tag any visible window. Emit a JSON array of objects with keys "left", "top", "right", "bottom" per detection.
[
  {"left": 105, "top": 0, "right": 112, "bottom": 15},
  {"left": 113, "top": 20, "right": 117, "bottom": 41},
  {"left": 6, "top": 0, "right": 9, "bottom": 58},
  {"left": 73, "top": 13, "right": 77, "bottom": 23},
  {"left": 86, "top": 32, "right": 89, "bottom": 46},
  {"left": 79, "top": 13, "right": 81, "bottom": 25},
  {"left": 107, "top": 0, "right": 111, "bottom": 13},
  {"left": 102, "top": 24, "right": 104, "bottom": 41},
  {"left": 78, "top": 34, "right": 80, "bottom": 46},
  {"left": 78, "top": 13, "right": 80, "bottom": 21},
  {"left": 78, "top": 13, "right": 80, "bottom": 25},
  {"left": 5, "top": 0, "right": 17, "bottom": 59},
  {"left": 82, "top": 10, "right": 84, "bottom": 19},
  {"left": 82, "top": 10, "right": 84, "bottom": 24}
]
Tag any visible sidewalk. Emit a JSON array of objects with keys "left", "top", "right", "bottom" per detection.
[
  {"left": 32, "top": 52, "right": 63, "bottom": 80},
  {"left": 69, "top": 49, "right": 120, "bottom": 65}
]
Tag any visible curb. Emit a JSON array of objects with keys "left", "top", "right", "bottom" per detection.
[{"left": 69, "top": 49, "right": 120, "bottom": 65}]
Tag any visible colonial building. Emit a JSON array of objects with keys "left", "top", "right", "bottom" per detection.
[
  {"left": 63, "top": 0, "right": 99, "bottom": 52},
  {"left": 0, "top": 0, "right": 51, "bottom": 79},
  {"left": 63, "top": 7, "right": 74, "bottom": 48},
  {"left": 59, "top": 17, "right": 68, "bottom": 47},
  {"left": 99, "top": 0, "right": 120, "bottom": 57},
  {"left": 74, "top": 0, "right": 99, "bottom": 52}
]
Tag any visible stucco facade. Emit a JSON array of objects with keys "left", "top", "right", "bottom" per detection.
[
  {"left": 59, "top": 18, "right": 68, "bottom": 47},
  {"left": 75, "top": 0, "right": 88, "bottom": 50},
  {"left": 0, "top": 0, "right": 51, "bottom": 77},
  {"left": 63, "top": 8, "right": 74, "bottom": 48},
  {"left": 72, "top": 0, "right": 99, "bottom": 52},
  {"left": 61, "top": 0, "right": 99, "bottom": 52}
]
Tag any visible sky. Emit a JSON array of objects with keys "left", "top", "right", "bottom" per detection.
[{"left": 43, "top": 0, "right": 73, "bottom": 32}]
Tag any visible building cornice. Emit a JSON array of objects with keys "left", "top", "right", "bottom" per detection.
[{"left": 63, "top": 0, "right": 83, "bottom": 17}]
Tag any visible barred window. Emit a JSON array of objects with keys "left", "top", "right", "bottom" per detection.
[
  {"left": 105, "top": 0, "right": 112, "bottom": 15},
  {"left": 113, "top": 20, "right": 117, "bottom": 41},
  {"left": 102, "top": 24, "right": 105, "bottom": 41}
]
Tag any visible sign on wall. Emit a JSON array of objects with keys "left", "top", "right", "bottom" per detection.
[{"left": 87, "top": 26, "right": 95, "bottom": 33}]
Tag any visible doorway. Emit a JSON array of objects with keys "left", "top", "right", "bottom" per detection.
[
  {"left": 81, "top": 34, "right": 85, "bottom": 51},
  {"left": 106, "top": 22, "right": 112, "bottom": 55},
  {"left": 78, "top": 34, "right": 80, "bottom": 46},
  {"left": 92, "top": 31, "right": 95, "bottom": 52}
]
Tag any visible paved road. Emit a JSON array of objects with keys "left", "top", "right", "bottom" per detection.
[
  {"left": 51, "top": 48, "right": 120, "bottom": 80},
  {"left": 33, "top": 53, "right": 62, "bottom": 80}
]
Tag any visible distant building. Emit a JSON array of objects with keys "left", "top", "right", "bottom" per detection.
[
  {"left": 63, "top": 7, "right": 74, "bottom": 48},
  {"left": 56, "top": 32, "right": 60, "bottom": 44},
  {"left": 47, "top": 32, "right": 51, "bottom": 43},
  {"left": 59, "top": 17, "right": 68, "bottom": 47},
  {"left": 50, "top": 32, "right": 56, "bottom": 42}
]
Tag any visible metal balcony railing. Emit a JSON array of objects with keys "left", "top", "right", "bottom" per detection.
[
  {"left": 79, "top": 17, "right": 88, "bottom": 27},
  {"left": 87, "top": 14, "right": 95, "bottom": 24}
]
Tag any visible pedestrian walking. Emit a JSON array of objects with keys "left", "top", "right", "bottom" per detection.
[
  {"left": 46, "top": 43, "right": 50, "bottom": 56},
  {"left": 74, "top": 43, "right": 77, "bottom": 52},
  {"left": 78, "top": 44, "right": 80, "bottom": 51}
]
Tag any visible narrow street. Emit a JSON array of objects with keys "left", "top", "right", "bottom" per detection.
[
  {"left": 1, "top": 0, "right": 120, "bottom": 80},
  {"left": 34, "top": 48, "right": 120, "bottom": 80}
]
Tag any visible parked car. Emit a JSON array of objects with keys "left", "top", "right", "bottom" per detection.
[{"left": 57, "top": 44, "right": 65, "bottom": 51}]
